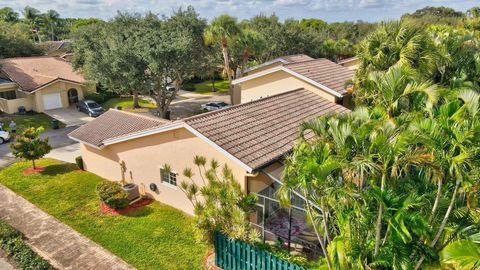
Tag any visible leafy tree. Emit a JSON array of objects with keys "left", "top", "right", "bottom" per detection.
[
  {"left": 44, "top": 9, "right": 60, "bottom": 41},
  {"left": 230, "top": 28, "right": 265, "bottom": 77},
  {"left": 0, "top": 21, "right": 43, "bottom": 57},
  {"left": 204, "top": 15, "right": 240, "bottom": 103},
  {"left": 10, "top": 127, "right": 51, "bottom": 170},
  {"left": 441, "top": 238, "right": 480, "bottom": 269},
  {"left": 0, "top": 7, "right": 19, "bottom": 22},
  {"left": 179, "top": 156, "right": 258, "bottom": 244},
  {"left": 22, "top": 6, "right": 42, "bottom": 43}
]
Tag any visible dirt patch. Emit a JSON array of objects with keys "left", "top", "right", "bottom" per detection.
[{"left": 100, "top": 198, "right": 154, "bottom": 215}]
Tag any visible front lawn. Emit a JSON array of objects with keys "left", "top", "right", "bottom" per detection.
[
  {"left": 102, "top": 97, "right": 156, "bottom": 113},
  {"left": 0, "top": 113, "right": 64, "bottom": 132},
  {"left": 0, "top": 159, "right": 207, "bottom": 270},
  {"left": 191, "top": 79, "right": 229, "bottom": 95}
]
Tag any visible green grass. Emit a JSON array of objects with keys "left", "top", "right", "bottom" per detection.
[
  {"left": 0, "top": 159, "right": 208, "bottom": 270},
  {"left": 102, "top": 97, "right": 156, "bottom": 113},
  {"left": 192, "top": 80, "right": 229, "bottom": 95},
  {"left": 0, "top": 113, "right": 65, "bottom": 132}
]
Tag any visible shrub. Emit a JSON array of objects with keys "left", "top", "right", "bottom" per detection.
[
  {"left": 255, "top": 242, "right": 309, "bottom": 268},
  {"left": 0, "top": 221, "right": 53, "bottom": 270},
  {"left": 84, "top": 92, "right": 107, "bottom": 103},
  {"left": 183, "top": 82, "right": 196, "bottom": 91},
  {"left": 75, "top": 156, "right": 84, "bottom": 170},
  {"left": 96, "top": 181, "right": 129, "bottom": 210}
]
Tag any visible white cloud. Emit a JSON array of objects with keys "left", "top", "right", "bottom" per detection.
[{"left": 0, "top": 0, "right": 476, "bottom": 21}]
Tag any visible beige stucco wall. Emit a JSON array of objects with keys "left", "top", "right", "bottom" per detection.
[
  {"left": 0, "top": 85, "right": 33, "bottom": 114},
  {"left": 33, "top": 81, "right": 95, "bottom": 112},
  {"left": 245, "top": 62, "right": 284, "bottom": 76},
  {"left": 236, "top": 70, "right": 338, "bottom": 104},
  {"left": 80, "top": 127, "right": 250, "bottom": 215}
]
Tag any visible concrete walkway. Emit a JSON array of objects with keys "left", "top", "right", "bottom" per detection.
[{"left": 0, "top": 185, "right": 135, "bottom": 270}]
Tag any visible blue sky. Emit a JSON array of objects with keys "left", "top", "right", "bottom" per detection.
[{"left": 1, "top": 0, "right": 477, "bottom": 22}]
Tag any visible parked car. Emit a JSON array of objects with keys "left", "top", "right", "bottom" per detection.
[
  {"left": 77, "top": 100, "right": 105, "bottom": 117},
  {"left": 0, "top": 126, "right": 10, "bottom": 144},
  {"left": 201, "top": 101, "right": 230, "bottom": 111}
]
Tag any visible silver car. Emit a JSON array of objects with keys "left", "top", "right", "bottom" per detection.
[{"left": 0, "top": 126, "right": 10, "bottom": 144}]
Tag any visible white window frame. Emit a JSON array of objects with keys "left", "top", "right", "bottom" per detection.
[{"left": 160, "top": 168, "right": 178, "bottom": 187}]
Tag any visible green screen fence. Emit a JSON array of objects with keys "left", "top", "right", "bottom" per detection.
[{"left": 214, "top": 232, "right": 305, "bottom": 270}]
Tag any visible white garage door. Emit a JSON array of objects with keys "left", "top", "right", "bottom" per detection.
[{"left": 42, "top": 93, "right": 63, "bottom": 110}]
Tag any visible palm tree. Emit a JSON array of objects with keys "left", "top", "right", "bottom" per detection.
[
  {"left": 45, "top": 9, "right": 60, "bottom": 41},
  {"left": 355, "top": 64, "right": 439, "bottom": 116},
  {"left": 356, "top": 21, "right": 438, "bottom": 86},
  {"left": 204, "top": 15, "right": 240, "bottom": 104},
  {"left": 441, "top": 239, "right": 480, "bottom": 269},
  {"left": 22, "top": 6, "right": 41, "bottom": 43},
  {"left": 0, "top": 7, "right": 19, "bottom": 22},
  {"left": 233, "top": 29, "right": 265, "bottom": 77}
]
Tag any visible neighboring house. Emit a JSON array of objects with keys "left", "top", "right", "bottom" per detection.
[
  {"left": 0, "top": 56, "right": 95, "bottom": 114},
  {"left": 43, "top": 40, "right": 72, "bottom": 56},
  {"left": 233, "top": 55, "right": 355, "bottom": 107},
  {"left": 69, "top": 88, "right": 348, "bottom": 217},
  {"left": 338, "top": 56, "right": 359, "bottom": 70}
]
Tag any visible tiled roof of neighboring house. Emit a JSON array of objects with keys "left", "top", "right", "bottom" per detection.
[
  {"left": 0, "top": 56, "right": 86, "bottom": 92},
  {"left": 43, "top": 40, "right": 72, "bottom": 55},
  {"left": 284, "top": 58, "right": 355, "bottom": 96},
  {"left": 279, "top": 54, "right": 314, "bottom": 63},
  {"left": 185, "top": 88, "right": 349, "bottom": 170},
  {"left": 69, "top": 109, "right": 171, "bottom": 148},
  {"left": 338, "top": 56, "right": 358, "bottom": 64},
  {"left": 244, "top": 54, "right": 313, "bottom": 74}
]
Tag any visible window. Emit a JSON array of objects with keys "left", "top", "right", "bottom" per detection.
[
  {"left": 0, "top": 91, "right": 16, "bottom": 100},
  {"left": 161, "top": 168, "right": 177, "bottom": 186}
]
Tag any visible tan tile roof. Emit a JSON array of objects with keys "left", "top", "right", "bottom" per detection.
[
  {"left": 285, "top": 58, "right": 355, "bottom": 96},
  {"left": 280, "top": 54, "right": 314, "bottom": 63},
  {"left": 185, "top": 89, "right": 349, "bottom": 170},
  {"left": 0, "top": 56, "right": 86, "bottom": 92},
  {"left": 69, "top": 109, "right": 171, "bottom": 147}
]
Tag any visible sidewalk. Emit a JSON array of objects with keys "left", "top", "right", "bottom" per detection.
[{"left": 0, "top": 185, "right": 135, "bottom": 270}]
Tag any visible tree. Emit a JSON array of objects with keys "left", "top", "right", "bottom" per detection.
[
  {"left": 0, "top": 21, "right": 43, "bottom": 58},
  {"left": 0, "top": 7, "right": 19, "bottom": 22},
  {"left": 179, "top": 156, "right": 258, "bottom": 244},
  {"left": 44, "top": 9, "right": 60, "bottom": 41},
  {"left": 204, "top": 15, "right": 240, "bottom": 104},
  {"left": 441, "top": 239, "right": 480, "bottom": 269},
  {"left": 22, "top": 6, "right": 42, "bottom": 43},
  {"left": 140, "top": 7, "right": 206, "bottom": 118},
  {"left": 10, "top": 127, "right": 51, "bottom": 170},
  {"left": 231, "top": 29, "right": 265, "bottom": 77}
]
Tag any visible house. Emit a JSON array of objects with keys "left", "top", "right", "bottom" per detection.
[
  {"left": 43, "top": 40, "right": 73, "bottom": 60},
  {"left": 338, "top": 56, "right": 359, "bottom": 70},
  {"left": 0, "top": 56, "right": 95, "bottom": 114},
  {"left": 69, "top": 89, "right": 348, "bottom": 213},
  {"left": 232, "top": 55, "right": 355, "bottom": 107}
]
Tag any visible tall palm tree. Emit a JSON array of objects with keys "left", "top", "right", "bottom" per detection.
[
  {"left": 234, "top": 29, "right": 265, "bottom": 77},
  {"left": 45, "top": 9, "right": 60, "bottom": 41},
  {"left": 355, "top": 64, "right": 439, "bottom": 116},
  {"left": 22, "top": 6, "right": 41, "bottom": 43},
  {"left": 204, "top": 15, "right": 240, "bottom": 104}
]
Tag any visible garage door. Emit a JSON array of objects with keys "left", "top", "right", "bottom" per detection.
[{"left": 42, "top": 93, "right": 63, "bottom": 110}]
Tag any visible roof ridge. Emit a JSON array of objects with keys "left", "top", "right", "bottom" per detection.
[
  {"left": 184, "top": 88, "right": 306, "bottom": 122},
  {"left": 108, "top": 109, "right": 170, "bottom": 124},
  {"left": 284, "top": 58, "right": 330, "bottom": 66}
]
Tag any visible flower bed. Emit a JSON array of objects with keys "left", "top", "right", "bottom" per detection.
[
  {"left": 100, "top": 198, "right": 154, "bottom": 215},
  {"left": 22, "top": 166, "right": 45, "bottom": 175}
]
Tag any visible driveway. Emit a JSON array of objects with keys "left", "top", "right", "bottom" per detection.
[
  {"left": 0, "top": 126, "right": 80, "bottom": 169},
  {"left": 170, "top": 91, "right": 230, "bottom": 119},
  {"left": 44, "top": 107, "right": 93, "bottom": 127}
]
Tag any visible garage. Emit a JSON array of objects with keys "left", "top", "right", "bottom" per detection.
[{"left": 42, "top": 92, "right": 63, "bottom": 110}]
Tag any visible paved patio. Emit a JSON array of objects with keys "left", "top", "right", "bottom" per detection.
[{"left": 0, "top": 185, "right": 135, "bottom": 270}]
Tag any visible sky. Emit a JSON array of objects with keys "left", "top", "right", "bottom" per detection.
[{"left": 1, "top": 0, "right": 477, "bottom": 22}]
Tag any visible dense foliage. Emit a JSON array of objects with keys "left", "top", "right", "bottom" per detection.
[
  {"left": 280, "top": 13, "right": 480, "bottom": 270},
  {"left": 0, "top": 220, "right": 53, "bottom": 270},
  {"left": 179, "top": 156, "right": 258, "bottom": 244},
  {"left": 96, "top": 181, "right": 129, "bottom": 210}
]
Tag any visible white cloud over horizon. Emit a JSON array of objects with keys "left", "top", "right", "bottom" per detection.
[{"left": 1, "top": 0, "right": 477, "bottom": 22}]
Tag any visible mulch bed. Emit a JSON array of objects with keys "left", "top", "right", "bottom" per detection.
[
  {"left": 22, "top": 166, "right": 45, "bottom": 175},
  {"left": 100, "top": 198, "right": 154, "bottom": 215},
  {"left": 204, "top": 251, "right": 222, "bottom": 270}
]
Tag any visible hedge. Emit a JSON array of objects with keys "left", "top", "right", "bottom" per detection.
[{"left": 0, "top": 220, "right": 53, "bottom": 270}]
